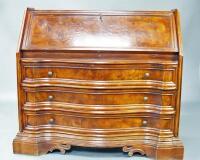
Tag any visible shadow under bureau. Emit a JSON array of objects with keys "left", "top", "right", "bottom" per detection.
[{"left": 13, "top": 8, "right": 184, "bottom": 160}]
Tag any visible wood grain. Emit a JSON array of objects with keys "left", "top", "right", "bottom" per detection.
[
  {"left": 13, "top": 8, "right": 184, "bottom": 159},
  {"left": 22, "top": 10, "right": 178, "bottom": 52}
]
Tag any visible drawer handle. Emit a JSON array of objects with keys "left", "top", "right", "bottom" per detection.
[
  {"left": 144, "top": 72, "right": 150, "bottom": 78},
  {"left": 143, "top": 96, "right": 148, "bottom": 101},
  {"left": 48, "top": 95, "right": 54, "bottom": 101},
  {"left": 48, "top": 118, "right": 55, "bottom": 124},
  {"left": 142, "top": 120, "right": 148, "bottom": 127},
  {"left": 48, "top": 71, "right": 53, "bottom": 77}
]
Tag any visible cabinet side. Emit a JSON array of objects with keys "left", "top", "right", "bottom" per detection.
[
  {"left": 173, "top": 9, "right": 183, "bottom": 136},
  {"left": 17, "top": 8, "right": 33, "bottom": 52},
  {"left": 173, "top": 9, "right": 183, "bottom": 55},
  {"left": 16, "top": 8, "right": 33, "bottom": 131}
]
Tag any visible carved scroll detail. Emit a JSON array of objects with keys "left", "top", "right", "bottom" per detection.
[
  {"left": 122, "top": 146, "right": 146, "bottom": 157},
  {"left": 48, "top": 143, "right": 71, "bottom": 154}
]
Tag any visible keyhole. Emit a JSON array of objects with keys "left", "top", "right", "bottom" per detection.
[{"left": 99, "top": 15, "right": 103, "bottom": 22}]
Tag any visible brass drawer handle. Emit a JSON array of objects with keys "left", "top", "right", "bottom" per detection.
[
  {"left": 144, "top": 96, "right": 148, "bottom": 101},
  {"left": 142, "top": 120, "right": 148, "bottom": 127},
  {"left": 48, "top": 71, "right": 53, "bottom": 77},
  {"left": 48, "top": 95, "right": 54, "bottom": 101},
  {"left": 48, "top": 118, "right": 55, "bottom": 124},
  {"left": 144, "top": 72, "right": 150, "bottom": 78}
]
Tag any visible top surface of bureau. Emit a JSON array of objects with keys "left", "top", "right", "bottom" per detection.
[{"left": 19, "top": 9, "right": 179, "bottom": 52}]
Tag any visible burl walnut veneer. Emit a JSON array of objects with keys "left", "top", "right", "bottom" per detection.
[{"left": 13, "top": 8, "right": 184, "bottom": 159}]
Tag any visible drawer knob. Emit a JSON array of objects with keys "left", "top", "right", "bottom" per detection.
[
  {"left": 48, "top": 71, "right": 53, "bottom": 77},
  {"left": 144, "top": 72, "right": 150, "bottom": 78},
  {"left": 144, "top": 96, "right": 148, "bottom": 101},
  {"left": 48, "top": 95, "right": 54, "bottom": 101},
  {"left": 142, "top": 120, "right": 148, "bottom": 126},
  {"left": 48, "top": 118, "right": 55, "bottom": 124}
]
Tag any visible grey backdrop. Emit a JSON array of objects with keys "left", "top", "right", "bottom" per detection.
[{"left": 0, "top": 0, "right": 200, "bottom": 160}]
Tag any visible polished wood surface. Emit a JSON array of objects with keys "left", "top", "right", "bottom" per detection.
[
  {"left": 13, "top": 8, "right": 184, "bottom": 160},
  {"left": 25, "top": 90, "right": 175, "bottom": 106},
  {"left": 22, "top": 10, "right": 178, "bottom": 52}
]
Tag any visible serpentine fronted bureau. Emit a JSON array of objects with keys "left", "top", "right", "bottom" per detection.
[{"left": 13, "top": 8, "right": 184, "bottom": 159}]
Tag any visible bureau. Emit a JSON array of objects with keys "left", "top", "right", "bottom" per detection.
[{"left": 13, "top": 8, "right": 184, "bottom": 160}]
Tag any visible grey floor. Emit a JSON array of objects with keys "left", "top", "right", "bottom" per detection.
[{"left": 0, "top": 101, "right": 199, "bottom": 160}]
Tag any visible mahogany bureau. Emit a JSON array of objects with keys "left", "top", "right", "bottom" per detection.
[{"left": 13, "top": 8, "right": 184, "bottom": 159}]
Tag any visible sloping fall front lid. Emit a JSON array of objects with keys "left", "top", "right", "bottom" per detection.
[{"left": 20, "top": 9, "right": 180, "bottom": 52}]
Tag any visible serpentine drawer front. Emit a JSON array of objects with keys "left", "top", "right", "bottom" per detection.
[{"left": 13, "top": 8, "right": 184, "bottom": 159}]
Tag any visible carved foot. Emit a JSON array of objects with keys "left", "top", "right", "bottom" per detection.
[
  {"left": 122, "top": 146, "right": 146, "bottom": 157},
  {"left": 122, "top": 138, "right": 184, "bottom": 160},
  {"left": 13, "top": 134, "right": 72, "bottom": 155},
  {"left": 48, "top": 143, "right": 71, "bottom": 154}
]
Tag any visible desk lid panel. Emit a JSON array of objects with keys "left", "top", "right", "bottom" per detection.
[{"left": 20, "top": 9, "right": 179, "bottom": 52}]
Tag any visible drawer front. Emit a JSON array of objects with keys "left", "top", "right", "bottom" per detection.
[
  {"left": 24, "top": 66, "right": 176, "bottom": 82},
  {"left": 26, "top": 90, "right": 175, "bottom": 106},
  {"left": 25, "top": 112, "right": 173, "bottom": 130}
]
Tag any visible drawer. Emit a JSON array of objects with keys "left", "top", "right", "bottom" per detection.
[
  {"left": 26, "top": 90, "right": 176, "bottom": 106},
  {"left": 24, "top": 66, "right": 176, "bottom": 82},
  {"left": 25, "top": 112, "right": 173, "bottom": 130}
]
